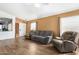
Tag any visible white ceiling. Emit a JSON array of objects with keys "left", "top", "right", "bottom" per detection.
[{"left": 0, "top": 3, "right": 79, "bottom": 21}]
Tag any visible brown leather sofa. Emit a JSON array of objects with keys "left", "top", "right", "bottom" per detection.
[{"left": 30, "top": 31, "right": 53, "bottom": 44}]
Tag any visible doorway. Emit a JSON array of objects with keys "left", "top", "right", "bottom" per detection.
[{"left": 15, "top": 23, "right": 19, "bottom": 38}]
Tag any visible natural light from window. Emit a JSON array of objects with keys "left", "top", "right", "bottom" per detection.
[
  {"left": 31, "top": 22, "right": 36, "bottom": 30},
  {"left": 0, "top": 25, "right": 2, "bottom": 31}
]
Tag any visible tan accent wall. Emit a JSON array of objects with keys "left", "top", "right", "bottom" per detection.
[
  {"left": 26, "top": 9, "right": 79, "bottom": 37},
  {"left": 37, "top": 16, "right": 59, "bottom": 37},
  {"left": 26, "top": 16, "right": 60, "bottom": 37}
]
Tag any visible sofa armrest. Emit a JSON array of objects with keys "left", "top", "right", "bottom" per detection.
[
  {"left": 46, "top": 36, "right": 52, "bottom": 43},
  {"left": 56, "top": 37, "right": 61, "bottom": 39},
  {"left": 53, "top": 39, "right": 63, "bottom": 44}
]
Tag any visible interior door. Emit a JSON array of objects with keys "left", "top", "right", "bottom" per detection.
[{"left": 15, "top": 23, "right": 19, "bottom": 38}]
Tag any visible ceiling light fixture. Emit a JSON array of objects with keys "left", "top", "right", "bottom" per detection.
[{"left": 34, "top": 4, "right": 41, "bottom": 7}]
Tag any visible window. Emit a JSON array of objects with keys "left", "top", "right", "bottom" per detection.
[
  {"left": 0, "top": 25, "right": 2, "bottom": 31},
  {"left": 60, "top": 15, "right": 79, "bottom": 35},
  {"left": 31, "top": 22, "right": 36, "bottom": 30}
]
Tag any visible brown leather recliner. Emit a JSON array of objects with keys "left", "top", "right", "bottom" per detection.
[{"left": 52, "top": 31, "right": 78, "bottom": 52}]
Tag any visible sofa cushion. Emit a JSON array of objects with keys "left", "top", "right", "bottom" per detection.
[
  {"left": 32, "top": 35, "right": 46, "bottom": 38},
  {"left": 39, "top": 31, "right": 52, "bottom": 36}
]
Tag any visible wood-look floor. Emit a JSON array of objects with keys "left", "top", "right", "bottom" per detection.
[{"left": 0, "top": 37, "right": 78, "bottom": 55}]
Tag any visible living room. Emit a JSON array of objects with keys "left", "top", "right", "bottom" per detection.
[{"left": 0, "top": 3, "right": 79, "bottom": 55}]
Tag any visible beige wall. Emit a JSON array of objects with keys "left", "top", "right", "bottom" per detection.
[
  {"left": 37, "top": 16, "right": 59, "bottom": 37},
  {"left": 26, "top": 16, "right": 60, "bottom": 37},
  {"left": 26, "top": 9, "right": 79, "bottom": 37}
]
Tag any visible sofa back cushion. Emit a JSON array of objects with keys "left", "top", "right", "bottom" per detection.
[
  {"left": 39, "top": 31, "right": 52, "bottom": 36},
  {"left": 30, "top": 30, "right": 52, "bottom": 36},
  {"left": 62, "top": 31, "right": 77, "bottom": 42}
]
